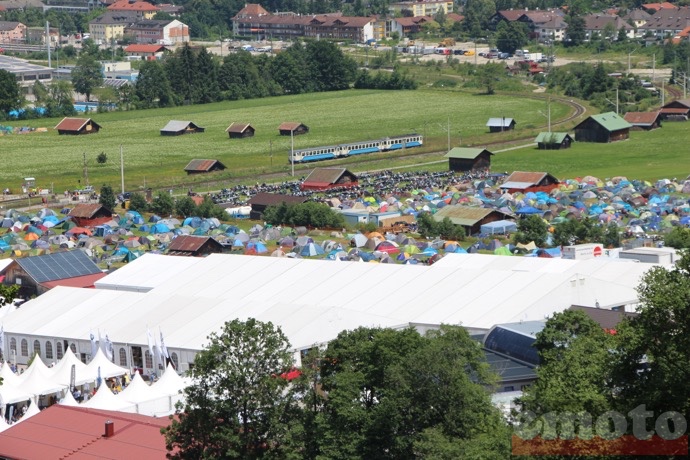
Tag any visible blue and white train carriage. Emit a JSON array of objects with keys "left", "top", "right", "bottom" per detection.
[{"left": 289, "top": 134, "right": 423, "bottom": 163}]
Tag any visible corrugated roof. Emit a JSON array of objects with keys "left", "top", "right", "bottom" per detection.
[
  {"left": 108, "top": 0, "right": 159, "bottom": 11},
  {"left": 248, "top": 192, "right": 309, "bottom": 206},
  {"left": 226, "top": 122, "right": 252, "bottom": 133},
  {"left": 534, "top": 132, "right": 571, "bottom": 143},
  {"left": 660, "top": 107, "right": 690, "bottom": 114},
  {"left": 569, "top": 305, "right": 638, "bottom": 330},
  {"left": 587, "top": 112, "right": 633, "bottom": 131},
  {"left": 623, "top": 111, "right": 660, "bottom": 126},
  {"left": 486, "top": 118, "right": 515, "bottom": 127},
  {"left": 167, "top": 235, "right": 221, "bottom": 253},
  {"left": 41, "top": 272, "right": 107, "bottom": 289},
  {"left": 432, "top": 206, "right": 511, "bottom": 226},
  {"left": 161, "top": 120, "right": 202, "bottom": 132},
  {"left": 0, "top": 405, "right": 169, "bottom": 459},
  {"left": 184, "top": 159, "right": 226, "bottom": 172},
  {"left": 303, "top": 168, "right": 356, "bottom": 186},
  {"left": 663, "top": 98, "right": 690, "bottom": 109},
  {"left": 54, "top": 117, "right": 91, "bottom": 131},
  {"left": 444, "top": 147, "right": 492, "bottom": 159},
  {"left": 69, "top": 203, "right": 109, "bottom": 219},
  {"left": 124, "top": 44, "right": 166, "bottom": 53}
]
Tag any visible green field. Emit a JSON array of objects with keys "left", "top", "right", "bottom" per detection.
[
  {"left": 0, "top": 89, "right": 567, "bottom": 192},
  {"left": 492, "top": 122, "right": 690, "bottom": 181}
]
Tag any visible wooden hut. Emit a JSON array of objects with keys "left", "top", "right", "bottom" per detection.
[
  {"left": 444, "top": 148, "right": 493, "bottom": 172},
  {"left": 486, "top": 117, "right": 516, "bottom": 133},
  {"left": 623, "top": 111, "right": 662, "bottom": 130},
  {"left": 278, "top": 122, "right": 309, "bottom": 136},
  {"left": 534, "top": 132, "right": 573, "bottom": 150},
  {"left": 226, "top": 123, "right": 255, "bottom": 139},
  {"left": 574, "top": 112, "right": 631, "bottom": 143},
  {"left": 300, "top": 168, "right": 358, "bottom": 191},
  {"left": 659, "top": 98, "right": 690, "bottom": 121},
  {"left": 501, "top": 171, "right": 560, "bottom": 193},
  {"left": 160, "top": 121, "right": 205, "bottom": 136},
  {"left": 183, "top": 159, "right": 227, "bottom": 175},
  {"left": 68, "top": 203, "right": 114, "bottom": 227},
  {"left": 54, "top": 117, "right": 102, "bottom": 135}
]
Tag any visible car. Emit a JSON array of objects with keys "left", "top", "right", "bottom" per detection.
[{"left": 453, "top": 49, "right": 465, "bottom": 55}]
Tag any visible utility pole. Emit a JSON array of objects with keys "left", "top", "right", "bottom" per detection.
[
  {"left": 46, "top": 21, "right": 51, "bottom": 68},
  {"left": 290, "top": 129, "right": 294, "bottom": 177},
  {"left": 120, "top": 144, "right": 125, "bottom": 194},
  {"left": 269, "top": 140, "right": 273, "bottom": 167},
  {"left": 447, "top": 115, "right": 450, "bottom": 151},
  {"left": 661, "top": 79, "right": 665, "bottom": 106},
  {"left": 83, "top": 152, "right": 89, "bottom": 186},
  {"left": 652, "top": 53, "right": 656, "bottom": 83}
]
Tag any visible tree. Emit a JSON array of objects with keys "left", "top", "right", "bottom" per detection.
[
  {"left": 495, "top": 21, "right": 528, "bottom": 54},
  {"left": 195, "top": 47, "right": 219, "bottom": 104},
  {"left": 514, "top": 215, "right": 548, "bottom": 247},
  {"left": 149, "top": 191, "right": 174, "bottom": 216},
  {"left": 664, "top": 227, "right": 690, "bottom": 248},
  {"left": 128, "top": 192, "right": 148, "bottom": 213},
  {"left": 565, "top": 15, "right": 586, "bottom": 47},
  {"left": 135, "top": 61, "right": 173, "bottom": 108},
  {"left": 165, "top": 43, "right": 197, "bottom": 104},
  {"left": 0, "top": 284, "right": 19, "bottom": 307},
  {"left": 318, "top": 326, "right": 510, "bottom": 459},
  {"left": 162, "top": 318, "right": 298, "bottom": 459},
  {"left": 99, "top": 184, "right": 116, "bottom": 211},
  {"left": 478, "top": 62, "right": 505, "bottom": 95},
  {"left": 611, "top": 250, "right": 690, "bottom": 419},
  {"left": 71, "top": 55, "right": 103, "bottom": 102},
  {"left": 306, "top": 41, "right": 357, "bottom": 92},
  {"left": 174, "top": 196, "right": 197, "bottom": 217},
  {"left": 46, "top": 80, "right": 76, "bottom": 117},
  {"left": 96, "top": 152, "right": 107, "bottom": 164},
  {"left": 0, "top": 69, "right": 22, "bottom": 116}
]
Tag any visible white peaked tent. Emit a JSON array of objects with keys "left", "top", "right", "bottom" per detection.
[
  {"left": 17, "top": 358, "right": 66, "bottom": 397},
  {"left": 81, "top": 382, "right": 134, "bottom": 412},
  {"left": 0, "top": 363, "right": 21, "bottom": 388},
  {"left": 49, "top": 348, "right": 91, "bottom": 387},
  {"left": 85, "top": 348, "right": 128, "bottom": 379},
  {"left": 58, "top": 389, "right": 79, "bottom": 407},
  {"left": 0, "top": 379, "right": 32, "bottom": 405},
  {"left": 152, "top": 363, "right": 187, "bottom": 397},
  {"left": 118, "top": 372, "right": 159, "bottom": 405},
  {"left": 16, "top": 400, "right": 40, "bottom": 424}
]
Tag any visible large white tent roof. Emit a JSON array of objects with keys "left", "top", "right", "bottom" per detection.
[{"left": 2, "top": 253, "right": 663, "bottom": 355}]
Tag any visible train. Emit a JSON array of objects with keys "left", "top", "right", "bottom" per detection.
[{"left": 289, "top": 134, "right": 423, "bottom": 163}]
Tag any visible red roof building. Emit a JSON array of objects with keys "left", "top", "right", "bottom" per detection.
[
  {"left": 107, "top": 0, "right": 159, "bottom": 18},
  {"left": 167, "top": 235, "right": 225, "bottom": 256},
  {"left": 54, "top": 117, "right": 102, "bottom": 135},
  {"left": 0, "top": 405, "right": 171, "bottom": 459},
  {"left": 623, "top": 111, "right": 662, "bottom": 130},
  {"left": 124, "top": 44, "right": 167, "bottom": 58},
  {"left": 501, "top": 171, "right": 560, "bottom": 193},
  {"left": 69, "top": 203, "right": 114, "bottom": 227},
  {"left": 301, "top": 168, "right": 358, "bottom": 191}
]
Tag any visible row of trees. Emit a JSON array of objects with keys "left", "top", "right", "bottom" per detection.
[
  {"left": 99, "top": 186, "right": 227, "bottom": 220},
  {"left": 134, "top": 42, "right": 360, "bottom": 108},
  {"left": 514, "top": 215, "right": 621, "bottom": 248},
  {"left": 263, "top": 202, "right": 345, "bottom": 229},
  {"left": 162, "top": 321, "right": 511, "bottom": 458}
]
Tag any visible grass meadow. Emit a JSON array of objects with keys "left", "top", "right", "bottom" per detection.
[{"left": 0, "top": 89, "right": 567, "bottom": 192}]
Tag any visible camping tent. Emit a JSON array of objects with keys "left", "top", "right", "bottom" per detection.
[{"left": 480, "top": 220, "right": 517, "bottom": 235}]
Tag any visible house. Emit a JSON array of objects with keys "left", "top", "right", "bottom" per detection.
[
  {"left": 639, "top": 6, "right": 690, "bottom": 38},
  {"left": 303, "top": 15, "right": 375, "bottom": 43},
  {"left": 641, "top": 1, "right": 676, "bottom": 13},
  {"left": 0, "top": 21, "right": 25, "bottom": 43},
  {"left": 534, "top": 132, "right": 573, "bottom": 149},
  {"left": 226, "top": 122, "right": 255, "bottom": 138},
  {"left": 107, "top": 0, "right": 159, "bottom": 19},
  {"left": 68, "top": 203, "right": 114, "bottom": 227},
  {"left": 623, "top": 111, "right": 662, "bottom": 130},
  {"left": 0, "top": 405, "right": 170, "bottom": 459},
  {"left": 389, "top": 16, "right": 433, "bottom": 37},
  {"left": 490, "top": 9, "right": 530, "bottom": 26},
  {"left": 659, "top": 98, "right": 690, "bottom": 120},
  {"left": 432, "top": 206, "right": 515, "bottom": 235},
  {"left": 247, "top": 192, "right": 309, "bottom": 220},
  {"left": 279, "top": 122, "right": 309, "bottom": 136},
  {"left": 0, "top": 250, "right": 106, "bottom": 298},
  {"left": 583, "top": 14, "right": 634, "bottom": 40},
  {"left": 574, "top": 112, "right": 632, "bottom": 143},
  {"left": 88, "top": 11, "right": 139, "bottom": 43},
  {"left": 184, "top": 159, "right": 227, "bottom": 175},
  {"left": 518, "top": 10, "right": 567, "bottom": 42},
  {"left": 160, "top": 120, "right": 205, "bottom": 136},
  {"left": 300, "top": 167, "right": 358, "bottom": 191},
  {"left": 486, "top": 118, "right": 516, "bottom": 133},
  {"left": 124, "top": 44, "right": 167, "bottom": 59},
  {"left": 623, "top": 9, "right": 652, "bottom": 33},
  {"left": 126, "top": 19, "right": 189, "bottom": 44},
  {"left": 501, "top": 171, "right": 560, "bottom": 193},
  {"left": 54, "top": 117, "right": 102, "bottom": 135},
  {"left": 167, "top": 235, "right": 225, "bottom": 256},
  {"left": 444, "top": 147, "right": 493, "bottom": 172}
]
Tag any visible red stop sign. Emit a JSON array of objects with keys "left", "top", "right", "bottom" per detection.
[{"left": 593, "top": 246, "right": 603, "bottom": 257}]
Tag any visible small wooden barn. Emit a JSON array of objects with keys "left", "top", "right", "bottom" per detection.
[
  {"left": 226, "top": 123, "right": 255, "bottom": 139},
  {"left": 623, "top": 111, "right": 662, "bottom": 130},
  {"left": 247, "top": 193, "right": 309, "bottom": 220},
  {"left": 501, "top": 171, "right": 560, "bottom": 193},
  {"left": 574, "top": 112, "right": 632, "bottom": 143},
  {"left": 160, "top": 120, "right": 205, "bottom": 136},
  {"left": 486, "top": 117, "right": 516, "bottom": 133},
  {"left": 432, "top": 206, "right": 514, "bottom": 236},
  {"left": 54, "top": 117, "right": 102, "bottom": 135},
  {"left": 68, "top": 203, "right": 114, "bottom": 227},
  {"left": 166, "top": 235, "right": 225, "bottom": 256},
  {"left": 534, "top": 132, "right": 573, "bottom": 150},
  {"left": 183, "top": 159, "right": 227, "bottom": 175},
  {"left": 278, "top": 122, "right": 309, "bottom": 136},
  {"left": 444, "top": 147, "right": 493, "bottom": 172},
  {"left": 300, "top": 168, "right": 358, "bottom": 191},
  {"left": 659, "top": 98, "right": 690, "bottom": 121}
]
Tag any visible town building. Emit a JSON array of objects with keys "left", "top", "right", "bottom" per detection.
[
  {"left": 388, "top": 0, "right": 453, "bottom": 17},
  {"left": 107, "top": 0, "right": 159, "bottom": 19},
  {"left": 88, "top": 11, "right": 139, "bottom": 44},
  {"left": 582, "top": 14, "right": 634, "bottom": 40},
  {"left": 0, "top": 21, "right": 25, "bottom": 43},
  {"left": 126, "top": 19, "right": 189, "bottom": 44}
]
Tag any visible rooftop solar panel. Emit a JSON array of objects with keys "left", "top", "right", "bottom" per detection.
[{"left": 17, "top": 250, "right": 101, "bottom": 283}]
